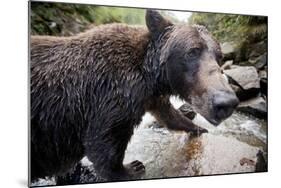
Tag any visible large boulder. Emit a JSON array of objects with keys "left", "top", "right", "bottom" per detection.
[
  {"left": 224, "top": 66, "right": 260, "bottom": 101},
  {"left": 184, "top": 134, "right": 260, "bottom": 175},
  {"left": 237, "top": 97, "right": 267, "bottom": 119},
  {"left": 124, "top": 124, "right": 261, "bottom": 178},
  {"left": 225, "top": 66, "right": 260, "bottom": 90}
]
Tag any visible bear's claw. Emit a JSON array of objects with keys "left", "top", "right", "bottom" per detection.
[{"left": 124, "top": 160, "right": 145, "bottom": 176}]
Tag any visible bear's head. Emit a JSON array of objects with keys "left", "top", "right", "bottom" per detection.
[{"left": 146, "top": 10, "right": 239, "bottom": 126}]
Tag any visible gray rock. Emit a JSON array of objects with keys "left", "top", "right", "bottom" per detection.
[
  {"left": 224, "top": 66, "right": 260, "bottom": 90},
  {"left": 237, "top": 97, "right": 267, "bottom": 119},
  {"left": 229, "top": 65, "right": 240, "bottom": 69},
  {"left": 249, "top": 53, "right": 267, "bottom": 70},
  {"left": 256, "top": 54, "right": 267, "bottom": 70},
  {"left": 259, "top": 70, "right": 267, "bottom": 79},
  {"left": 221, "top": 60, "right": 233, "bottom": 70},
  {"left": 185, "top": 134, "right": 259, "bottom": 175},
  {"left": 125, "top": 111, "right": 266, "bottom": 179},
  {"left": 124, "top": 126, "right": 260, "bottom": 178},
  {"left": 221, "top": 42, "right": 235, "bottom": 55},
  {"left": 224, "top": 66, "right": 261, "bottom": 101}
]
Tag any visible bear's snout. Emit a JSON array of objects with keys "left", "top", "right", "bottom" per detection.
[{"left": 212, "top": 91, "right": 239, "bottom": 125}]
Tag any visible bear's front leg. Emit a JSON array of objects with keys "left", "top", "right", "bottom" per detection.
[
  {"left": 147, "top": 96, "right": 208, "bottom": 135},
  {"left": 83, "top": 121, "right": 145, "bottom": 181}
]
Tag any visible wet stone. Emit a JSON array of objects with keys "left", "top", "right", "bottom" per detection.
[{"left": 237, "top": 97, "right": 267, "bottom": 119}]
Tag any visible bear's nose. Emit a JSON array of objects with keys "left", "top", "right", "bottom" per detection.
[{"left": 213, "top": 91, "right": 239, "bottom": 121}]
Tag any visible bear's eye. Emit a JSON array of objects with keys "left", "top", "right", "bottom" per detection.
[{"left": 187, "top": 48, "right": 201, "bottom": 59}]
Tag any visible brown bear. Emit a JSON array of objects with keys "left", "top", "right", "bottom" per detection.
[{"left": 30, "top": 10, "right": 239, "bottom": 182}]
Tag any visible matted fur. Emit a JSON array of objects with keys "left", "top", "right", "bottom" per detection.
[{"left": 31, "top": 10, "right": 236, "bottom": 182}]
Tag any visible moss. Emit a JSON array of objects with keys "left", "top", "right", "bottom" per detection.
[{"left": 189, "top": 13, "right": 267, "bottom": 45}]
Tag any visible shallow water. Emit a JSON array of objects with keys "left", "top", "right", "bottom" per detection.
[{"left": 193, "top": 112, "right": 267, "bottom": 151}]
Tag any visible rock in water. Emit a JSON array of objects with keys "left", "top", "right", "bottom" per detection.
[
  {"left": 224, "top": 66, "right": 260, "bottom": 101},
  {"left": 124, "top": 120, "right": 261, "bottom": 178},
  {"left": 237, "top": 97, "right": 267, "bottom": 119}
]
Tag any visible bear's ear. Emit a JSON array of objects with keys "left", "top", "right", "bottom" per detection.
[{"left": 146, "top": 9, "right": 173, "bottom": 40}]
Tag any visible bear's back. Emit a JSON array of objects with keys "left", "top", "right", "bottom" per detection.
[
  {"left": 31, "top": 23, "right": 149, "bottom": 66},
  {"left": 30, "top": 23, "right": 152, "bottom": 134},
  {"left": 31, "top": 24, "right": 150, "bottom": 88}
]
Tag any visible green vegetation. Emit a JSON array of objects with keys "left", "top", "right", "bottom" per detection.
[
  {"left": 189, "top": 12, "right": 267, "bottom": 62},
  {"left": 189, "top": 13, "right": 267, "bottom": 44},
  {"left": 30, "top": 2, "right": 185, "bottom": 36},
  {"left": 31, "top": 2, "right": 146, "bottom": 36},
  {"left": 31, "top": 2, "right": 267, "bottom": 64},
  {"left": 31, "top": 2, "right": 267, "bottom": 45}
]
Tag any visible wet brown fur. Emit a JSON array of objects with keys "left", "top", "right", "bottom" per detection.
[{"left": 31, "top": 10, "right": 235, "bottom": 182}]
